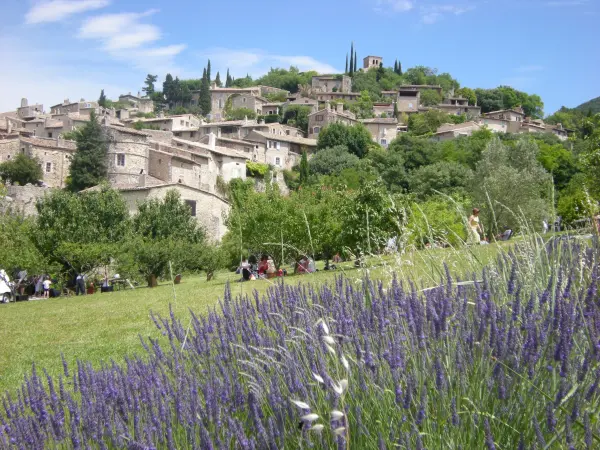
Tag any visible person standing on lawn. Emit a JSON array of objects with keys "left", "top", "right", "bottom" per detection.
[
  {"left": 42, "top": 277, "right": 52, "bottom": 299},
  {"left": 75, "top": 273, "right": 86, "bottom": 296},
  {"left": 468, "top": 208, "right": 484, "bottom": 244}
]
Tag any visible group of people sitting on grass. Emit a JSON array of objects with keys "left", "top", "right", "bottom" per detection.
[{"left": 238, "top": 255, "right": 284, "bottom": 282}]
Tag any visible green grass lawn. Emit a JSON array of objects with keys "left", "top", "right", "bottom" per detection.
[{"left": 0, "top": 244, "right": 502, "bottom": 394}]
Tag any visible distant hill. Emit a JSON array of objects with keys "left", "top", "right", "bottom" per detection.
[{"left": 574, "top": 96, "right": 600, "bottom": 114}]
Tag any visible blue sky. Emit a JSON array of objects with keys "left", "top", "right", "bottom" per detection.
[{"left": 0, "top": 0, "right": 598, "bottom": 114}]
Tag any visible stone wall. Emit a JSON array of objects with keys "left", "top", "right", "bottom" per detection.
[
  {"left": 104, "top": 126, "right": 150, "bottom": 184},
  {"left": 2, "top": 185, "right": 52, "bottom": 216},
  {"left": 0, "top": 139, "right": 19, "bottom": 161},
  {"left": 143, "top": 129, "right": 173, "bottom": 144}
]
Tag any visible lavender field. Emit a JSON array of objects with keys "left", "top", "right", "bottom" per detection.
[{"left": 1, "top": 236, "right": 599, "bottom": 449}]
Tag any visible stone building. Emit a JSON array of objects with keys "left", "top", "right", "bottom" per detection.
[
  {"left": 396, "top": 88, "right": 421, "bottom": 114},
  {"left": 315, "top": 92, "right": 360, "bottom": 103},
  {"left": 243, "top": 130, "right": 317, "bottom": 169},
  {"left": 284, "top": 96, "right": 319, "bottom": 114},
  {"left": 434, "top": 97, "right": 481, "bottom": 117},
  {"left": 359, "top": 118, "right": 399, "bottom": 148},
  {"left": 373, "top": 102, "right": 395, "bottom": 117},
  {"left": 311, "top": 75, "right": 352, "bottom": 93},
  {"left": 118, "top": 93, "right": 154, "bottom": 114},
  {"left": 307, "top": 103, "right": 357, "bottom": 139},
  {"left": 17, "top": 99, "right": 44, "bottom": 120},
  {"left": 363, "top": 55, "right": 383, "bottom": 71},
  {"left": 0, "top": 136, "right": 76, "bottom": 188},
  {"left": 50, "top": 99, "right": 99, "bottom": 116},
  {"left": 432, "top": 121, "right": 483, "bottom": 142},
  {"left": 482, "top": 107, "right": 525, "bottom": 122},
  {"left": 104, "top": 125, "right": 152, "bottom": 185}
]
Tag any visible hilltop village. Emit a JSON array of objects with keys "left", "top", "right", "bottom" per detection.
[{"left": 0, "top": 55, "right": 573, "bottom": 239}]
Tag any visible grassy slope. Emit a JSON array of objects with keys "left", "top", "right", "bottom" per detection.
[{"left": 0, "top": 244, "right": 501, "bottom": 393}]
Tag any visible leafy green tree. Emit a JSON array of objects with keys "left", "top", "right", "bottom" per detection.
[
  {"left": 215, "top": 71, "right": 222, "bottom": 87},
  {"left": 351, "top": 90, "right": 374, "bottom": 118},
  {"left": 376, "top": 64, "right": 385, "bottom": 82},
  {"left": 98, "top": 89, "right": 107, "bottom": 108},
  {"left": 365, "top": 146, "right": 407, "bottom": 193},
  {"left": 473, "top": 137, "right": 553, "bottom": 235},
  {"left": 228, "top": 107, "right": 257, "bottom": 120},
  {"left": 387, "top": 134, "right": 436, "bottom": 172},
  {"left": 67, "top": 111, "right": 108, "bottom": 192},
  {"left": 282, "top": 105, "right": 312, "bottom": 133},
  {"left": 143, "top": 74, "right": 158, "bottom": 95},
  {"left": 133, "top": 189, "right": 204, "bottom": 243},
  {"left": 231, "top": 74, "right": 254, "bottom": 88},
  {"left": 309, "top": 145, "right": 359, "bottom": 175},
  {"left": 536, "top": 139, "right": 579, "bottom": 191},
  {"left": 317, "top": 122, "right": 373, "bottom": 158},
  {"left": 33, "top": 186, "right": 130, "bottom": 274},
  {"left": 456, "top": 87, "right": 477, "bottom": 106},
  {"left": 0, "top": 213, "right": 52, "bottom": 274},
  {"left": 408, "top": 109, "right": 449, "bottom": 136},
  {"left": 0, "top": 153, "right": 43, "bottom": 185},
  {"left": 350, "top": 69, "right": 383, "bottom": 99},
  {"left": 255, "top": 67, "right": 318, "bottom": 93},
  {"left": 420, "top": 89, "right": 443, "bottom": 107},
  {"left": 408, "top": 161, "right": 474, "bottom": 199},
  {"left": 475, "top": 86, "right": 544, "bottom": 118}
]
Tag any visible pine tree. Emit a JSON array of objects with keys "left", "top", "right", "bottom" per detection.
[
  {"left": 349, "top": 42, "right": 354, "bottom": 75},
  {"left": 143, "top": 74, "right": 158, "bottom": 95},
  {"left": 225, "top": 69, "right": 232, "bottom": 87},
  {"left": 67, "top": 111, "right": 108, "bottom": 192},
  {"left": 345, "top": 54, "right": 348, "bottom": 74},
  {"left": 199, "top": 67, "right": 211, "bottom": 116},
  {"left": 354, "top": 50, "right": 357, "bottom": 73},
  {"left": 215, "top": 72, "right": 222, "bottom": 87},
  {"left": 98, "top": 89, "right": 107, "bottom": 108},
  {"left": 207, "top": 60, "right": 211, "bottom": 84}
]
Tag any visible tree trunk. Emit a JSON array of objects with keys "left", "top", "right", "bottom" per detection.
[{"left": 147, "top": 274, "right": 158, "bottom": 288}]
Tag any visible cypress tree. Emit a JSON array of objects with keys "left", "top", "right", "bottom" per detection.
[
  {"left": 199, "top": 67, "right": 211, "bottom": 116},
  {"left": 354, "top": 50, "right": 357, "bottom": 72},
  {"left": 207, "top": 59, "right": 211, "bottom": 84},
  {"left": 215, "top": 71, "right": 222, "bottom": 87},
  {"left": 398, "top": 61, "right": 402, "bottom": 75},
  {"left": 163, "top": 74, "right": 174, "bottom": 107},
  {"left": 394, "top": 60, "right": 398, "bottom": 74},
  {"left": 226, "top": 69, "right": 232, "bottom": 87},
  {"left": 349, "top": 43, "right": 354, "bottom": 76},
  {"left": 67, "top": 111, "right": 108, "bottom": 192},
  {"left": 393, "top": 101, "right": 398, "bottom": 119},
  {"left": 345, "top": 54, "right": 348, "bottom": 74},
  {"left": 98, "top": 89, "right": 107, "bottom": 108},
  {"left": 299, "top": 151, "right": 309, "bottom": 185}
]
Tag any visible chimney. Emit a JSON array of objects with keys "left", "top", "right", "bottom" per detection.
[
  {"left": 159, "top": 111, "right": 165, "bottom": 118},
  {"left": 336, "top": 103, "right": 343, "bottom": 113},
  {"left": 63, "top": 98, "right": 70, "bottom": 105},
  {"left": 20, "top": 98, "right": 28, "bottom": 108},
  {"left": 7, "top": 119, "right": 12, "bottom": 135},
  {"left": 137, "top": 91, "right": 141, "bottom": 98},
  {"left": 208, "top": 132, "right": 216, "bottom": 149},
  {"left": 138, "top": 173, "right": 146, "bottom": 188},
  {"left": 210, "top": 82, "right": 217, "bottom": 89}
]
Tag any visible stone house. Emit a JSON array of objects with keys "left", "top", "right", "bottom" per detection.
[
  {"left": 118, "top": 93, "right": 154, "bottom": 114},
  {"left": 307, "top": 103, "right": 357, "bottom": 139},
  {"left": 432, "top": 122, "right": 484, "bottom": 142},
  {"left": 0, "top": 136, "right": 76, "bottom": 187},
  {"left": 363, "top": 55, "right": 383, "bottom": 71},
  {"left": 284, "top": 96, "right": 319, "bottom": 114},
  {"left": 243, "top": 130, "right": 317, "bottom": 169},
  {"left": 434, "top": 97, "right": 481, "bottom": 117},
  {"left": 483, "top": 108, "right": 525, "bottom": 122},
  {"left": 360, "top": 118, "right": 399, "bottom": 148},
  {"left": 50, "top": 99, "right": 99, "bottom": 116},
  {"left": 127, "top": 114, "right": 200, "bottom": 132},
  {"left": 396, "top": 88, "right": 421, "bottom": 114},
  {"left": 17, "top": 99, "right": 44, "bottom": 120},
  {"left": 315, "top": 92, "right": 361, "bottom": 103},
  {"left": 230, "top": 94, "right": 267, "bottom": 115},
  {"left": 311, "top": 75, "right": 352, "bottom": 93},
  {"left": 546, "top": 123, "right": 571, "bottom": 141},
  {"left": 373, "top": 103, "right": 395, "bottom": 117}
]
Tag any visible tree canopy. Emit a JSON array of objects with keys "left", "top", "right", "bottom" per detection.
[{"left": 0, "top": 153, "right": 43, "bottom": 186}]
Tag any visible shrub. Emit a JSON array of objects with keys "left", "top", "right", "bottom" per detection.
[
  {"left": 228, "top": 107, "right": 257, "bottom": 120},
  {"left": 0, "top": 153, "right": 43, "bottom": 185},
  {"left": 246, "top": 161, "right": 270, "bottom": 178}
]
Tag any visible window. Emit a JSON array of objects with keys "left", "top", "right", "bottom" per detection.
[
  {"left": 408, "top": 103, "right": 413, "bottom": 108},
  {"left": 186, "top": 122, "right": 189, "bottom": 127},
  {"left": 315, "top": 115, "right": 323, "bottom": 122},
  {"left": 243, "top": 97, "right": 246, "bottom": 103},
  {"left": 45, "top": 162, "right": 51, "bottom": 173},
  {"left": 218, "top": 99, "right": 223, "bottom": 108},
  {"left": 313, "top": 126, "right": 321, "bottom": 134},
  {"left": 275, "top": 157, "right": 281, "bottom": 166},
  {"left": 6, "top": 155, "right": 10, "bottom": 160},
  {"left": 380, "top": 139, "right": 387, "bottom": 146},
  {"left": 48, "top": 132, "right": 53, "bottom": 138},
  {"left": 180, "top": 120, "right": 184, "bottom": 126},
  {"left": 185, "top": 200, "right": 197, "bottom": 217},
  {"left": 117, "top": 154, "right": 125, "bottom": 166}
]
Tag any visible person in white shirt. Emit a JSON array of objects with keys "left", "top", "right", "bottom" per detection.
[{"left": 42, "top": 278, "right": 52, "bottom": 299}]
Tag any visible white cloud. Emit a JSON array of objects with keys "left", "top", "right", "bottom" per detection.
[
  {"left": 195, "top": 48, "right": 339, "bottom": 78},
  {"left": 420, "top": 3, "right": 476, "bottom": 23},
  {"left": 25, "top": 0, "right": 110, "bottom": 24},
  {"left": 375, "top": 0, "right": 415, "bottom": 13},
  {"left": 79, "top": 10, "right": 161, "bottom": 50}
]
